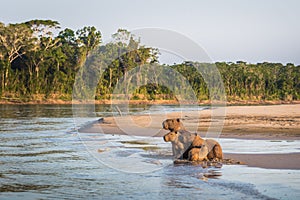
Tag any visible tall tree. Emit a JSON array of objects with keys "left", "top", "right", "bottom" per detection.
[
  {"left": 0, "top": 22, "right": 34, "bottom": 93},
  {"left": 76, "top": 26, "right": 101, "bottom": 60},
  {"left": 23, "top": 20, "right": 61, "bottom": 94}
]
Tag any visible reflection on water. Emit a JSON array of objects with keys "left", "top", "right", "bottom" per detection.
[
  {"left": 0, "top": 104, "right": 299, "bottom": 199},
  {"left": 0, "top": 184, "right": 55, "bottom": 193}
]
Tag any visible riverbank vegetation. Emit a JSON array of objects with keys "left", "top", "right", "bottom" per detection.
[{"left": 0, "top": 20, "right": 299, "bottom": 104}]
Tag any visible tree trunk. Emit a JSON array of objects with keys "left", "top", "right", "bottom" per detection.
[
  {"left": 109, "top": 68, "right": 112, "bottom": 88},
  {"left": 35, "top": 66, "right": 39, "bottom": 79},
  {"left": 4, "top": 66, "right": 9, "bottom": 88},
  {"left": 1, "top": 71, "right": 4, "bottom": 93}
]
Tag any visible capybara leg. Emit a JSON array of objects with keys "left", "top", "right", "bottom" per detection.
[
  {"left": 188, "top": 148, "right": 198, "bottom": 161},
  {"left": 207, "top": 150, "right": 215, "bottom": 161},
  {"left": 182, "top": 148, "right": 190, "bottom": 160}
]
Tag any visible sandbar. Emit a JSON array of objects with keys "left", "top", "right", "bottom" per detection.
[{"left": 78, "top": 104, "right": 300, "bottom": 169}]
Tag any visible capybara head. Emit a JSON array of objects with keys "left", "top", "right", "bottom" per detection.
[
  {"left": 162, "top": 118, "right": 184, "bottom": 132},
  {"left": 163, "top": 131, "right": 178, "bottom": 142}
]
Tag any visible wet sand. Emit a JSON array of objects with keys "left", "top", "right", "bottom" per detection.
[
  {"left": 198, "top": 104, "right": 300, "bottom": 139},
  {"left": 225, "top": 153, "right": 300, "bottom": 170},
  {"left": 79, "top": 104, "right": 300, "bottom": 170}
]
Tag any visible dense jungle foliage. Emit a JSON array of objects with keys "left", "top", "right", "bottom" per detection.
[{"left": 1, "top": 20, "right": 299, "bottom": 102}]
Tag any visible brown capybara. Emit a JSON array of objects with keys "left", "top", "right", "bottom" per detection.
[
  {"left": 205, "top": 139, "right": 223, "bottom": 161},
  {"left": 189, "top": 135, "right": 223, "bottom": 161},
  {"left": 188, "top": 145, "right": 209, "bottom": 161},
  {"left": 163, "top": 131, "right": 195, "bottom": 159},
  {"left": 162, "top": 119, "right": 223, "bottom": 161},
  {"left": 164, "top": 132, "right": 223, "bottom": 161},
  {"left": 187, "top": 135, "right": 209, "bottom": 161},
  {"left": 162, "top": 118, "right": 185, "bottom": 132}
]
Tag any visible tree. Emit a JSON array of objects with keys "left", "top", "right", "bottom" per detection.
[
  {"left": 22, "top": 20, "right": 61, "bottom": 94},
  {"left": 76, "top": 26, "right": 101, "bottom": 59},
  {"left": 0, "top": 22, "right": 34, "bottom": 93},
  {"left": 1, "top": 20, "right": 300, "bottom": 103}
]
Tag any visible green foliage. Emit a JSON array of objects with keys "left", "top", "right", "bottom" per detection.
[
  {"left": 0, "top": 20, "right": 299, "bottom": 103},
  {"left": 0, "top": 20, "right": 102, "bottom": 101}
]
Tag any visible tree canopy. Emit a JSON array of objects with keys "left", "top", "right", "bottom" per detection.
[{"left": 0, "top": 20, "right": 299, "bottom": 103}]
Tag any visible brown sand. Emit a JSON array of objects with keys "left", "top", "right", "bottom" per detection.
[
  {"left": 79, "top": 104, "right": 300, "bottom": 139},
  {"left": 224, "top": 153, "right": 300, "bottom": 170},
  {"left": 79, "top": 104, "right": 300, "bottom": 169},
  {"left": 199, "top": 104, "right": 300, "bottom": 139}
]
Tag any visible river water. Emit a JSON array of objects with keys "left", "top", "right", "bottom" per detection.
[{"left": 0, "top": 104, "right": 299, "bottom": 200}]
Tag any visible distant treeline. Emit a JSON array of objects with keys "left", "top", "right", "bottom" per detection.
[{"left": 0, "top": 20, "right": 299, "bottom": 102}]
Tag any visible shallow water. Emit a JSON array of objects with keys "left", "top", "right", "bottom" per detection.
[
  {"left": 0, "top": 104, "right": 299, "bottom": 199},
  {"left": 221, "top": 138, "right": 300, "bottom": 154}
]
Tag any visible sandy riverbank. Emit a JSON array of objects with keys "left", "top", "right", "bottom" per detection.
[
  {"left": 195, "top": 104, "right": 300, "bottom": 139},
  {"left": 79, "top": 104, "right": 300, "bottom": 139},
  {"left": 224, "top": 153, "right": 300, "bottom": 170},
  {"left": 1, "top": 99, "right": 300, "bottom": 105},
  {"left": 78, "top": 104, "right": 300, "bottom": 169}
]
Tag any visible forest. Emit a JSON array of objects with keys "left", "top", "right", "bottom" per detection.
[{"left": 0, "top": 20, "right": 299, "bottom": 103}]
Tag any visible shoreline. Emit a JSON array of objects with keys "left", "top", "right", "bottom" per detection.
[
  {"left": 1, "top": 99, "right": 300, "bottom": 105},
  {"left": 224, "top": 153, "right": 300, "bottom": 170}
]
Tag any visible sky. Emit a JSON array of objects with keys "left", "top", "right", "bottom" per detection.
[{"left": 1, "top": 0, "right": 299, "bottom": 65}]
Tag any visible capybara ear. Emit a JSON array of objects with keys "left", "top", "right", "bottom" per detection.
[
  {"left": 176, "top": 118, "right": 180, "bottom": 122},
  {"left": 162, "top": 121, "right": 168, "bottom": 130},
  {"left": 165, "top": 124, "right": 168, "bottom": 129}
]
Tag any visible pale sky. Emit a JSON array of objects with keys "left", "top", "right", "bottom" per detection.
[{"left": 1, "top": 0, "right": 299, "bottom": 65}]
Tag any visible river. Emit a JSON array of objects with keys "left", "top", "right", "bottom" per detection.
[{"left": 0, "top": 104, "right": 299, "bottom": 199}]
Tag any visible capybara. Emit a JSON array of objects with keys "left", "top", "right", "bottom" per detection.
[
  {"left": 189, "top": 134, "right": 223, "bottom": 161},
  {"left": 187, "top": 135, "right": 208, "bottom": 161},
  {"left": 163, "top": 131, "right": 195, "bottom": 159},
  {"left": 205, "top": 139, "right": 223, "bottom": 161},
  {"left": 162, "top": 119, "right": 223, "bottom": 161},
  {"left": 162, "top": 118, "right": 185, "bottom": 132},
  {"left": 188, "top": 145, "right": 209, "bottom": 161}
]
